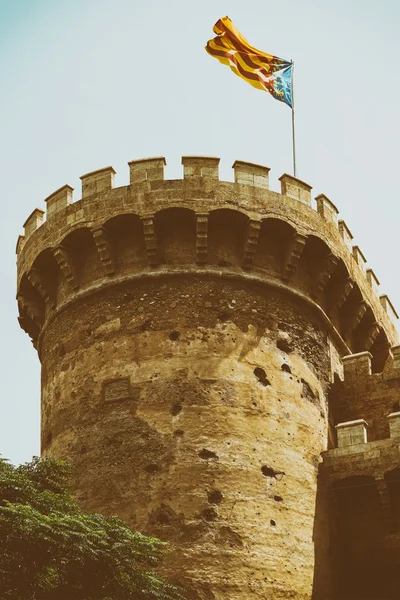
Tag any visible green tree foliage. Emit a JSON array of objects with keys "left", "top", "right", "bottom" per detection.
[{"left": 0, "top": 456, "right": 182, "bottom": 600}]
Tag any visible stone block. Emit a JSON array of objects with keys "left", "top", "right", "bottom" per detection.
[
  {"left": 338, "top": 220, "right": 353, "bottom": 251},
  {"left": 279, "top": 173, "right": 312, "bottom": 205},
  {"left": 366, "top": 268, "right": 380, "bottom": 296},
  {"left": 16, "top": 235, "right": 25, "bottom": 255},
  {"left": 387, "top": 412, "right": 400, "bottom": 438},
  {"left": 336, "top": 419, "right": 368, "bottom": 448},
  {"left": 232, "top": 160, "right": 270, "bottom": 189},
  {"left": 315, "top": 194, "right": 339, "bottom": 225},
  {"left": 391, "top": 345, "right": 400, "bottom": 369},
  {"left": 380, "top": 295, "right": 398, "bottom": 324},
  {"left": 45, "top": 185, "right": 73, "bottom": 218},
  {"left": 24, "top": 208, "right": 45, "bottom": 238},
  {"left": 128, "top": 157, "right": 166, "bottom": 184},
  {"left": 182, "top": 156, "right": 220, "bottom": 180},
  {"left": 352, "top": 245, "right": 367, "bottom": 275},
  {"left": 80, "top": 166, "right": 115, "bottom": 198},
  {"left": 342, "top": 351, "right": 372, "bottom": 378}
]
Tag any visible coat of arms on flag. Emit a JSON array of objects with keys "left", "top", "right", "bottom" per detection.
[{"left": 205, "top": 16, "right": 293, "bottom": 108}]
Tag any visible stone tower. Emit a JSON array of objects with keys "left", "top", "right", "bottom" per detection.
[{"left": 16, "top": 157, "right": 400, "bottom": 600}]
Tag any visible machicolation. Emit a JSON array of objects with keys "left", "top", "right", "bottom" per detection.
[{"left": 16, "top": 156, "right": 400, "bottom": 599}]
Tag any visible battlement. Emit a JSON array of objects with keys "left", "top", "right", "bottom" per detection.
[
  {"left": 329, "top": 348, "right": 400, "bottom": 446},
  {"left": 16, "top": 156, "right": 398, "bottom": 355}
]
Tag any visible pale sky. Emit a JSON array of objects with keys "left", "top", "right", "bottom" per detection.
[{"left": 1, "top": 0, "right": 399, "bottom": 465}]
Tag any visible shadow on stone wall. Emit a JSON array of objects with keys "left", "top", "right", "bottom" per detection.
[{"left": 312, "top": 468, "right": 400, "bottom": 600}]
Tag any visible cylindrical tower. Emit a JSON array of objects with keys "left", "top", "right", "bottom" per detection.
[{"left": 16, "top": 156, "right": 398, "bottom": 600}]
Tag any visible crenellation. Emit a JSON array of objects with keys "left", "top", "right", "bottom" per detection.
[
  {"left": 24, "top": 208, "right": 45, "bottom": 238},
  {"left": 315, "top": 193, "right": 339, "bottom": 226},
  {"left": 338, "top": 219, "right": 353, "bottom": 251},
  {"left": 380, "top": 294, "right": 399, "bottom": 324},
  {"left": 182, "top": 156, "right": 220, "bottom": 180},
  {"left": 387, "top": 412, "right": 400, "bottom": 438},
  {"left": 45, "top": 184, "right": 73, "bottom": 218},
  {"left": 336, "top": 419, "right": 368, "bottom": 447},
  {"left": 15, "top": 154, "right": 400, "bottom": 600},
  {"left": 16, "top": 234, "right": 25, "bottom": 255},
  {"left": 342, "top": 351, "right": 373, "bottom": 377},
  {"left": 16, "top": 157, "right": 398, "bottom": 352},
  {"left": 232, "top": 160, "right": 270, "bottom": 188},
  {"left": 391, "top": 345, "right": 400, "bottom": 369},
  {"left": 352, "top": 245, "right": 367, "bottom": 275},
  {"left": 279, "top": 173, "right": 312, "bottom": 205},
  {"left": 366, "top": 268, "right": 380, "bottom": 296},
  {"left": 80, "top": 166, "right": 115, "bottom": 198},
  {"left": 128, "top": 156, "right": 166, "bottom": 184}
]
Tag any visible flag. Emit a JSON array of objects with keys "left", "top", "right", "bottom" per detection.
[{"left": 205, "top": 16, "right": 293, "bottom": 108}]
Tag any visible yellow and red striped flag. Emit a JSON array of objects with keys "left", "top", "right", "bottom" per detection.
[{"left": 205, "top": 16, "right": 293, "bottom": 108}]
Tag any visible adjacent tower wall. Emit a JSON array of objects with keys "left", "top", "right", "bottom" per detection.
[{"left": 16, "top": 156, "right": 399, "bottom": 600}]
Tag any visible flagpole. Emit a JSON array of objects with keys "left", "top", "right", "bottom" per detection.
[{"left": 291, "top": 60, "right": 297, "bottom": 178}]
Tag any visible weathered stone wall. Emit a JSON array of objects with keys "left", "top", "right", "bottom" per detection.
[
  {"left": 322, "top": 350, "right": 400, "bottom": 599},
  {"left": 330, "top": 350, "right": 400, "bottom": 441},
  {"left": 16, "top": 156, "right": 400, "bottom": 600},
  {"left": 40, "top": 276, "right": 333, "bottom": 599}
]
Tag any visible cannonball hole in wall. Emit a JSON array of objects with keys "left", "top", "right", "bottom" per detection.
[
  {"left": 169, "top": 330, "right": 180, "bottom": 341},
  {"left": 270, "top": 519, "right": 276, "bottom": 526},
  {"left": 276, "top": 338, "right": 293, "bottom": 353},
  {"left": 281, "top": 364, "right": 292, "bottom": 373},
  {"left": 170, "top": 403, "right": 182, "bottom": 416},
  {"left": 254, "top": 367, "right": 271, "bottom": 386},
  {"left": 261, "top": 466, "right": 285, "bottom": 479},
  {"left": 208, "top": 490, "right": 223, "bottom": 505},
  {"left": 198, "top": 448, "right": 218, "bottom": 460},
  {"left": 201, "top": 507, "right": 217, "bottom": 521}
]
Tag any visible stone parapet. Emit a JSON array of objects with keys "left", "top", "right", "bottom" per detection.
[
  {"left": 181, "top": 156, "right": 220, "bottom": 180},
  {"left": 315, "top": 193, "right": 339, "bottom": 226},
  {"left": 322, "top": 435, "right": 400, "bottom": 481},
  {"left": 342, "top": 351, "right": 372, "bottom": 377},
  {"left": 278, "top": 173, "right": 312, "bottom": 205},
  {"left": 16, "top": 157, "right": 398, "bottom": 352},
  {"left": 80, "top": 166, "right": 116, "bottom": 198},
  {"left": 45, "top": 185, "right": 73, "bottom": 218},
  {"left": 336, "top": 419, "right": 368, "bottom": 447},
  {"left": 232, "top": 160, "right": 270, "bottom": 188},
  {"left": 128, "top": 156, "right": 166, "bottom": 184}
]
